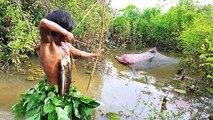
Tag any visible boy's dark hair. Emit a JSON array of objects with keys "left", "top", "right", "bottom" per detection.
[{"left": 45, "top": 9, "right": 76, "bottom": 32}]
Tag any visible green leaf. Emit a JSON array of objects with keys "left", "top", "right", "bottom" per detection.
[
  {"left": 39, "top": 94, "right": 46, "bottom": 101},
  {"left": 12, "top": 80, "right": 99, "bottom": 120},
  {"left": 206, "top": 87, "right": 213, "bottom": 94},
  {"left": 107, "top": 112, "right": 120, "bottom": 120},
  {"left": 47, "top": 92, "right": 54, "bottom": 97},
  {"left": 25, "top": 113, "right": 40, "bottom": 120},
  {"left": 11, "top": 103, "right": 24, "bottom": 117},
  {"left": 25, "top": 107, "right": 39, "bottom": 118},
  {"left": 43, "top": 102, "right": 55, "bottom": 114},
  {"left": 26, "top": 94, "right": 40, "bottom": 111},
  {"left": 72, "top": 98, "right": 81, "bottom": 118},
  {"left": 55, "top": 107, "right": 70, "bottom": 120},
  {"left": 45, "top": 86, "right": 51, "bottom": 91},
  {"left": 54, "top": 85, "right": 59, "bottom": 93},
  {"left": 174, "top": 89, "right": 187, "bottom": 94},
  {"left": 20, "top": 93, "right": 31, "bottom": 101},
  {"left": 80, "top": 106, "right": 93, "bottom": 119},
  {"left": 52, "top": 96, "right": 64, "bottom": 106},
  {"left": 25, "top": 88, "right": 36, "bottom": 94},
  {"left": 64, "top": 105, "right": 72, "bottom": 114},
  {"left": 69, "top": 87, "right": 81, "bottom": 98},
  {"left": 80, "top": 97, "right": 100, "bottom": 108},
  {"left": 44, "top": 97, "right": 50, "bottom": 104},
  {"left": 47, "top": 112, "right": 57, "bottom": 120}
]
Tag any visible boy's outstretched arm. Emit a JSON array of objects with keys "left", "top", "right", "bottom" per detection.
[{"left": 70, "top": 45, "right": 103, "bottom": 58}]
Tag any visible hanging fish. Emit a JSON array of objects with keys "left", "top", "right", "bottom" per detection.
[{"left": 58, "top": 55, "right": 72, "bottom": 95}]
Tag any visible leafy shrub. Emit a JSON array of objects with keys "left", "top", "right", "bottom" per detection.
[
  {"left": 109, "top": 5, "right": 143, "bottom": 49},
  {"left": 180, "top": 16, "right": 212, "bottom": 58},
  {"left": 109, "top": 2, "right": 198, "bottom": 51},
  {"left": 137, "top": 7, "right": 161, "bottom": 48},
  {"left": 199, "top": 39, "right": 213, "bottom": 93},
  {"left": 110, "top": 16, "right": 131, "bottom": 48},
  {"left": 179, "top": 5, "right": 213, "bottom": 93},
  {"left": 20, "top": 0, "right": 45, "bottom": 25},
  {"left": 0, "top": 1, "right": 39, "bottom": 65},
  {"left": 0, "top": 0, "right": 112, "bottom": 66},
  {"left": 12, "top": 80, "right": 100, "bottom": 120}
]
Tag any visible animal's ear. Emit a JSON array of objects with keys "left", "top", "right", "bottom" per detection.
[{"left": 148, "top": 47, "right": 157, "bottom": 53}]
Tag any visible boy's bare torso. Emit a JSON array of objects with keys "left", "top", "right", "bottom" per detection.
[{"left": 39, "top": 39, "right": 71, "bottom": 86}]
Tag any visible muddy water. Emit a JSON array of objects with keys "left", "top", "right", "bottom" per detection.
[
  {"left": 0, "top": 72, "right": 38, "bottom": 120},
  {"left": 0, "top": 50, "right": 212, "bottom": 120}
]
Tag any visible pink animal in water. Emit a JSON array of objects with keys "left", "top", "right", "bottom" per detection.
[
  {"left": 115, "top": 47, "right": 157, "bottom": 65},
  {"left": 114, "top": 47, "right": 179, "bottom": 70}
]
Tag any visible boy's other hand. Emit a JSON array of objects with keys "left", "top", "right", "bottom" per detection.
[
  {"left": 95, "top": 49, "right": 104, "bottom": 57},
  {"left": 64, "top": 32, "right": 74, "bottom": 42}
]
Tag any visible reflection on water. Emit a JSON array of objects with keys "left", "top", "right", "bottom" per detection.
[{"left": 0, "top": 50, "right": 212, "bottom": 120}]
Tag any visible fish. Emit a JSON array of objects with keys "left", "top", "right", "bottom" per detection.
[
  {"left": 58, "top": 55, "right": 72, "bottom": 95},
  {"left": 115, "top": 47, "right": 157, "bottom": 65},
  {"left": 115, "top": 47, "right": 179, "bottom": 72}
]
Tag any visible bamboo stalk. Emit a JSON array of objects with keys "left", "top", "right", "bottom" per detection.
[{"left": 87, "top": 0, "right": 105, "bottom": 90}]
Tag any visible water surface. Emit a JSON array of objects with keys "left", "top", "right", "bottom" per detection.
[{"left": 0, "top": 50, "right": 212, "bottom": 120}]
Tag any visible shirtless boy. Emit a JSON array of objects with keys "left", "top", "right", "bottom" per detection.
[{"left": 38, "top": 10, "right": 102, "bottom": 86}]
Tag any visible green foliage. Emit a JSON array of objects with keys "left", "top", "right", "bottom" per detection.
[
  {"left": 206, "top": 87, "right": 213, "bottom": 94},
  {"left": 0, "top": 0, "right": 112, "bottom": 66},
  {"left": 179, "top": 4, "right": 213, "bottom": 93},
  {"left": 109, "top": 5, "right": 143, "bottom": 49},
  {"left": 180, "top": 15, "right": 212, "bottom": 57},
  {"left": 20, "top": 0, "right": 45, "bottom": 25},
  {"left": 0, "top": 0, "right": 39, "bottom": 65},
  {"left": 48, "top": 0, "right": 112, "bottom": 50},
  {"left": 137, "top": 7, "right": 161, "bottom": 39},
  {"left": 107, "top": 112, "right": 120, "bottom": 120},
  {"left": 110, "top": 16, "right": 130, "bottom": 47},
  {"left": 12, "top": 80, "right": 100, "bottom": 120},
  {"left": 142, "top": 100, "right": 184, "bottom": 120},
  {"left": 109, "top": 0, "right": 212, "bottom": 52},
  {"left": 199, "top": 39, "right": 213, "bottom": 93},
  {"left": 147, "top": 5, "right": 197, "bottom": 51}
]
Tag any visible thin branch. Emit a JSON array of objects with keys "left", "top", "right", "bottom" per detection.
[{"left": 87, "top": 0, "right": 105, "bottom": 90}]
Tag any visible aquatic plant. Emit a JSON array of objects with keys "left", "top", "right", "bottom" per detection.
[
  {"left": 107, "top": 112, "right": 120, "bottom": 120},
  {"left": 12, "top": 79, "right": 100, "bottom": 120}
]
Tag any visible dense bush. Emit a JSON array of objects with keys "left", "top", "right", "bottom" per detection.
[
  {"left": 0, "top": 0, "right": 39, "bottom": 65},
  {"left": 0, "top": 0, "right": 112, "bottom": 65},
  {"left": 180, "top": 5, "right": 213, "bottom": 92},
  {"left": 108, "top": 0, "right": 213, "bottom": 92},
  {"left": 199, "top": 39, "right": 213, "bottom": 88},
  {"left": 47, "top": 0, "right": 112, "bottom": 50},
  {"left": 108, "top": 5, "right": 142, "bottom": 49},
  {"left": 108, "top": 1, "right": 201, "bottom": 51}
]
